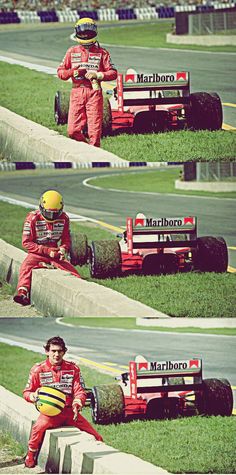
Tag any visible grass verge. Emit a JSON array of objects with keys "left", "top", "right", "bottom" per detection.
[
  {"left": 0, "top": 62, "right": 236, "bottom": 161},
  {"left": 0, "top": 343, "right": 235, "bottom": 474},
  {"left": 85, "top": 168, "right": 236, "bottom": 199},
  {"left": 0, "top": 431, "right": 24, "bottom": 465},
  {"left": 1, "top": 200, "right": 235, "bottom": 319}
]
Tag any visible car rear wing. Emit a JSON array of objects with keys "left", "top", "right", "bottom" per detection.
[
  {"left": 126, "top": 216, "right": 197, "bottom": 254},
  {"left": 129, "top": 359, "right": 202, "bottom": 398},
  {"left": 117, "top": 71, "right": 190, "bottom": 113}
]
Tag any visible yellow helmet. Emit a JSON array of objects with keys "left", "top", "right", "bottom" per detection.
[
  {"left": 74, "top": 17, "right": 97, "bottom": 45},
  {"left": 35, "top": 386, "right": 66, "bottom": 417},
  {"left": 39, "top": 190, "right": 64, "bottom": 222}
]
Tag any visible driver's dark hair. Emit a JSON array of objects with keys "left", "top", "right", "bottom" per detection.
[{"left": 44, "top": 336, "right": 67, "bottom": 352}]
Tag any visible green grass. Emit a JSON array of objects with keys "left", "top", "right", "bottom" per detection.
[
  {"left": 86, "top": 272, "right": 236, "bottom": 319},
  {"left": 62, "top": 317, "right": 236, "bottom": 336},
  {"left": 0, "top": 431, "right": 24, "bottom": 460},
  {"left": 86, "top": 168, "right": 236, "bottom": 198},
  {"left": 0, "top": 282, "right": 14, "bottom": 300},
  {"left": 0, "top": 61, "right": 236, "bottom": 161},
  {"left": 0, "top": 343, "right": 235, "bottom": 473},
  {"left": 1, "top": 200, "right": 235, "bottom": 319}
]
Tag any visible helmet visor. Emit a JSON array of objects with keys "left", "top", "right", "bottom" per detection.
[
  {"left": 40, "top": 208, "right": 63, "bottom": 221},
  {"left": 75, "top": 22, "right": 97, "bottom": 40}
]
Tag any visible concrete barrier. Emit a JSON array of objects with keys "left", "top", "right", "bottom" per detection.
[
  {"left": 0, "top": 240, "right": 25, "bottom": 289},
  {"left": 175, "top": 179, "right": 236, "bottom": 192},
  {"left": 0, "top": 386, "right": 168, "bottom": 475},
  {"left": 0, "top": 386, "right": 36, "bottom": 448},
  {"left": 166, "top": 32, "right": 236, "bottom": 46},
  {"left": 136, "top": 316, "right": 236, "bottom": 328},
  {"left": 0, "top": 239, "right": 170, "bottom": 318},
  {"left": 0, "top": 107, "right": 126, "bottom": 165}
]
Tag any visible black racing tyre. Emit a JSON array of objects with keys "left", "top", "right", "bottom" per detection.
[
  {"left": 102, "top": 93, "right": 112, "bottom": 136},
  {"left": 208, "top": 92, "right": 223, "bottom": 128},
  {"left": 196, "top": 378, "right": 233, "bottom": 416},
  {"left": 90, "top": 240, "right": 121, "bottom": 278},
  {"left": 54, "top": 90, "right": 70, "bottom": 125},
  {"left": 91, "top": 384, "right": 124, "bottom": 424},
  {"left": 70, "top": 233, "right": 88, "bottom": 266},
  {"left": 194, "top": 236, "right": 228, "bottom": 273},
  {"left": 186, "top": 92, "right": 223, "bottom": 131}
]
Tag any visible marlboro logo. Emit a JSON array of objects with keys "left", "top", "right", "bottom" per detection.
[
  {"left": 125, "top": 73, "right": 136, "bottom": 83},
  {"left": 137, "top": 359, "right": 201, "bottom": 372},
  {"left": 138, "top": 362, "right": 148, "bottom": 371},
  {"left": 176, "top": 72, "right": 187, "bottom": 81},
  {"left": 125, "top": 72, "right": 188, "bottom": 84},
  {"left": 134, "top": 216, "right": 195, "bottom": 228},
  {"left": 135, "top": 217, "right": 145, "bottom": 226}
]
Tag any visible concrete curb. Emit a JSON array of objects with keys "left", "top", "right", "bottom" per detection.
[
  {"left": 175, "top": 179, "right": 236, "bottom": 192},
  {"left": 166, "top": 32, "right": 236, "bottom": 46},
  {"left": 0, "top": 239, "right": 170, "bottom": 318},
  {"left": 136, "top": 316, "right": 236, "bottom": 328},
  {"left": 0, "top": 106, "right": 126, "bottom": 165},
  {"left": 0, "top": 386, "right": 168, "bottom": 475}
]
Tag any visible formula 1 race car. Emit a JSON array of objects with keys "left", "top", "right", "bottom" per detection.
[
  {"left": 90, "top": 357, "right": 233, "bottom": 424},
  {"left": 54, "top": 69, "right": 223, "bottom": 134},
  {"left": 70, "top": 214, "right": 228, "bottom": 278}
]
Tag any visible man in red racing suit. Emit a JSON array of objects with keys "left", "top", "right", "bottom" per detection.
[
  {"left": 57, "top": 17, "right": 117, "bottom": 147},
  {"left": 13, "top": 190, "right": 80, "bottom": 306},
  {"left": 23, "top": 336, "right": 103, "bottom": 468}
]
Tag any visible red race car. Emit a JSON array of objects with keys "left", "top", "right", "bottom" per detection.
[
  {"left": 88, "top": 214, "right": 228, "bottom": 278},
  {"left": 90, "top": 356, "right": 233, "bottom": 424},
  {"left": 54, "top": 69, "right": 223, "bottom": 134}
]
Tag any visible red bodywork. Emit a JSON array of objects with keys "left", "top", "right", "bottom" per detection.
[
  {"left": 121, "top": 359, "right": 203, "bottom": 419},
  {"left": 119, "top": 216, "right": 196, "bottom": 274},
  {"left": 109, "top": 71, "right": 190, "bottom": 133}
]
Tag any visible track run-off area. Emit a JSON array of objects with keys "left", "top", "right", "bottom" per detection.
[{"left": 0, "top": 22, "right": 236, "bottom": 128}]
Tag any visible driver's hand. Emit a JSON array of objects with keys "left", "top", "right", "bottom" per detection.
[
  {"left": 30, "top": 388, "right": 39, "bottom": 403},
  {"left": 58, "top": 247, "right": 67, "bottom": 261},
  {"left": 72, "top": 400, "right": 82, "bottom": 421},
  {"left": 85, "top": 71, "right": 98, "bottom": 80}
]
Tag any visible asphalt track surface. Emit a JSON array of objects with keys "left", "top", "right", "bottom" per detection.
[
  {"left": 0, "top": 317, "right": 235, "bottom": 390},
  {"left": 0, "top": 24, "right": 236, "bottom": 127},
  {"left": 0, "top": 168, "right": 236, "bottom": 267}
]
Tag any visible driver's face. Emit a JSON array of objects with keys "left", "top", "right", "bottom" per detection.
[{"left": 46, "top": 344, "right": 65, "bottom": 365}]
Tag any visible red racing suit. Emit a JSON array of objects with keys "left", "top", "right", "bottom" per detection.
[
  {"left": 23, "top": 359, "right": 103, "bottom": 450},
  {"left": 57, "top": 43, "right": 117, "bottom": 147},
  {"left": 17, "top": 209, "right": 80, "bottom": 295}
]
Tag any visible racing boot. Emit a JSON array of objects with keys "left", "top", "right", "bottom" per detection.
[
  {"left": 24, "top": 449, "right": 38, "bottom": 468},
  {"left": 13, "top": 287, "right": 30, "bottom": 306}
]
